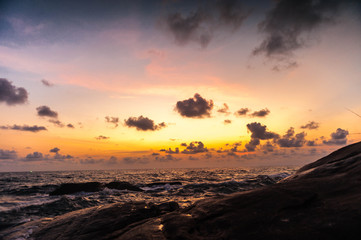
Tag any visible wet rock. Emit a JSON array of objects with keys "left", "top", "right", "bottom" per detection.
[
  {"left": 105, "top": 181, "right": 143, "bottom": 192},
  {"left": 49, "top": 182, "right": 103, "bottom": 195},
  {"left": 4, "top": 142, "right": 361, "bottom": 240}
]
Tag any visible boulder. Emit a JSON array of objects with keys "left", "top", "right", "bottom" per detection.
[{"left": 49, "top": 182, "right": 103, "bottom": 195}]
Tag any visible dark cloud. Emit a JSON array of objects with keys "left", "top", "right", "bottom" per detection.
[
  {"left": 95, "top": 135, "right": 110, "bottom": 140},
  {"left": 50, "top": 147, "right": 60, "bottom": 153},
  {"left": 48, "top": 119, "right": 64, "bottom": 127},
  {"left": 323, "top": 128, "right": 349, "bottom": 145},
  {"left": 253, "top": 0, "right": 344, "bottom": 58},
  {"left": 25, "top": 152, "right": 44, "bottom": 160},
  {"left": 246, "top": 122, "right": 279, "bottom": 140},
  {"left": 250, "top": 108, "right": 270, "bottom": 118},
  {"left": 0, "top": 124, "right": 47, "bottom": 132},
  {"left": 36, "top": 105, "right": 58, "bottom": 118},
  {"left": 155, "top": 154, "right": 179, "bottom": 162},
  {"left": 124, "top": 115, "right": 166, "bottom": 131},
  {"left": 217, "top": 103, "right": 231, "bottom": 115},
  {"left": 261, "top": 141, "right": 275, "bottom": 154},
  {"left": 216, "top": 0, "right": 250, "bottom": 30},
  {"left": 165, "top": 148, "right": 179, "bottom": 154},
  {"left": 300, "top": 121, "right": 320, "bottom": 130},
  {"left": 67, "top": 123, "right": 75, "bottom": 128},
  {"left": 224, "top": 119, "right": 232, "bottom": 124},
  {"left": 307, "top": 140, "right": 316, "bottom": 146},
  {"left": 0, "top": 78, "right": 28, "bottom": 106},
  {"left": 123, "top": 157, "right": 149, "bottom": 165},
  {"left": 0, "top": 149, "right": 17, "bottom": 159},
  {"left": 180, "top": 143, "right": 187, "bottom": 147},
  {"left": 165, "top": 10, "right": 210, "bottom": 47},
  {"left": 175, "top": 93, "right": 213, "bottom": 118},
  {"left": 41, "top": 79, "right": 54, "bottom": 87},
  {"left": 54, "top": 153, "right": 73, "bottom": 160},
  {"left": 105, "top": 116, "right": 119, "bottom": 128},
  {"left": 163, "top": 0, "right": 249, "bottom": 47},
  {"left": 230, "top": 141, "right": 242, "bottom": 152},
  {"left": 277, "top": 127, "right": 307, "bottom": 147},
  {"left": 181, "top": 141, "right": 208, "bottom": 154},
  {"left": 245, "top": 138, "right": 260, "bottom": 152},
  {"left": 235, "top": 108, "right": 249, "bottom": 116}
]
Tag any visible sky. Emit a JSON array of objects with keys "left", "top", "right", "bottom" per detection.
[{"left": 0, "top": 0, "right": 361, "bottom": 171}]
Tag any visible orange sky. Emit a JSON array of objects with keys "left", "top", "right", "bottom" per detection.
[{"left": 0, "top": 0, "right": 360, "bottom": 171}]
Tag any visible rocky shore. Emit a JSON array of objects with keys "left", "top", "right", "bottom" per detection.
[{"left": 2, "top": 142, "right": 361, "bottom": 240}]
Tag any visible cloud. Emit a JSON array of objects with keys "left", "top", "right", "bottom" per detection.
[
  {"left": 41, "top": 79, "right": 54, "bottom": 87},
  {"left": 245, "top": 138, "right": 260, "bottom": 152},
  {"left": 95, "top": 135, "right": 110, "bottom": 140},
  {"left": 53, "top": 153, "right": 73, "bottom": 160},
  {"left": 164, "top": 148, "right": 179, "bottom": 154},
  {"left": 123, "top": 156, "right": 149, "bottom": 165},
  {"left": 216, "top": 0, "right": 250, "bottom": 30},
  {"left": 36, "top": 106, "right": 72, "bottom": 128},
  {"left": 50, "top": 147, "right": 60, "bottom": 153},
  {"left": 0, "top": 78, "right": 28, "bottom": 105},
  {"left": 48, "top": 119, "right": 64, "bottom": 127},
  {"left": 175, "top": 93, "right": 213, "bottom": 118},
  {"left": 163, "top": 0, "right": 249, "bottom": 47},
  {"left": 181, "top": 141, "right": 208, "bottom": 154},
  {"left": 124, "top": 115, "right": 166, "bottom": 131},
  {"left": 217, "top": 103, "right": 231, "bottom": 115},
  {"left": 277, "top": 127, "right": 307, "bottom": 147},
  {"left": 260, "top": 141, "right": 275, "bottom": 154},
  {"left": 36, "top": 105, "right": 58, "bottom": 118},
  {"left": 165, "top": 10, "right": 210, "bottom": 48},
  {"left": 0, "top": 149, "right": 17, "bottom": 159},
  {"left": 0, "top": 124, "right": 47, "bottom": 132},
  {"left": 253, "top": 0, "right": 344, "bottom": 57},
  {"left": 224, "top": 119, "right": 232, "bottom": 124},
  {"left": 250, "top": 108, "right": 270, "bottom": 118},
  {"left": 235, "top": 108, "right": 249, "bottom": 116},
  {"left": 246, "top": 122, "right": 279, "bottom": 140},
  {"left": 25, "top": 151, "right": 44, "bottom": 161},
  {"left": 300, "top": 121, "right": 320, "bottom": 130},
  {"left": 105, "top": 116, "right": 119, "bottom": 128},
  {"left": 323, "top": 128, "right": 349, "bottom": 145},
  {"left": 155, "top": 154, "right": 180, "bottom": 162}
]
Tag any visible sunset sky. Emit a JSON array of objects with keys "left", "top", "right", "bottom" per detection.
[{"left": 1, "top": 0, "right": 361, "bottom": 171}]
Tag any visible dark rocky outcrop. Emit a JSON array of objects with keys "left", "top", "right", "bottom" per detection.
[
  {"left": 3, "top": 142, "right": 361, "bottom": 240},
  {"left": 49, "top": 182, "right": 103, "bottom": 196},
  {"left": 105, "top": 181, "right": 143, "bottom": 192},
  {"left": 49, "top": 181, "right": 143, "bottom": 195}
]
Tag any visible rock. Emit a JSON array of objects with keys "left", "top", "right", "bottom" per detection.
[
  {"left": 4, "top": 142, "right": 361, "bottom": 239},
  {"left": 49, "top": 182, "right": 104, "bottom": 195},
  {"left": 15, "top": 202, "right": 179, "bottom": 240},
  {"left": 105, "top": 181, "right": 143, "bottom": 192}
]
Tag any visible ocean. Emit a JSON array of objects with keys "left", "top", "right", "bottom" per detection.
[{"left": 0, "top": 167, "right": 297, "bottom": 234}]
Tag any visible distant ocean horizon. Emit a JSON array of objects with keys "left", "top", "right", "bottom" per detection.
[{"left": 0, "top": 167, "right": 296, "bottom": 234}]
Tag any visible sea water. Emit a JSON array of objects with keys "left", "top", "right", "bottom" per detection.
[{"left": 0, "top": 167, "right": 297, "bottom": 232}]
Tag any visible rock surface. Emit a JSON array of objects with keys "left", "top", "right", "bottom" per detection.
[
  {"left": 3, "top": 142, "right": 361, "bottom": 239},
  {"left": 49, "top": 181, "right": 143, "bottom": 195}
]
